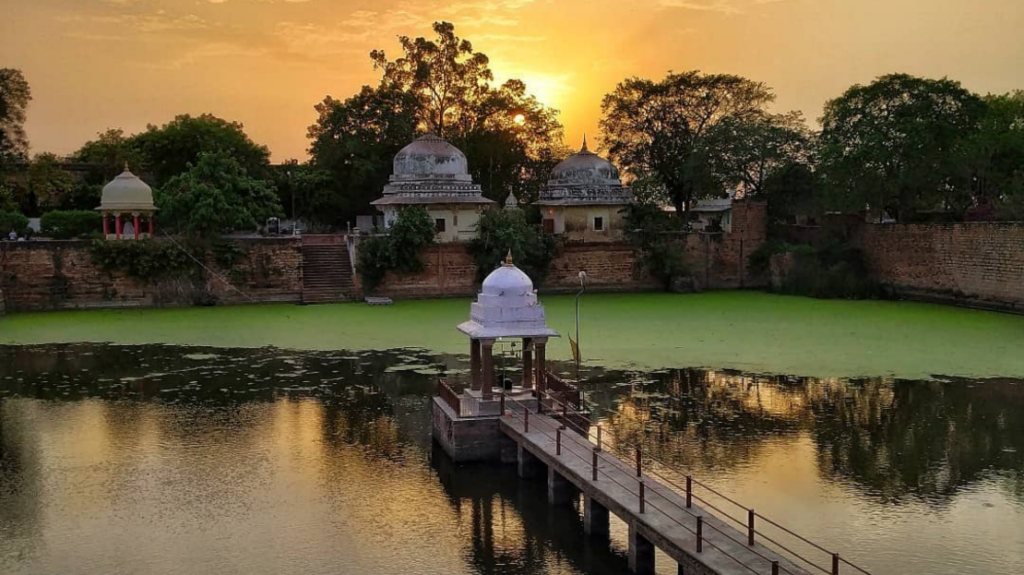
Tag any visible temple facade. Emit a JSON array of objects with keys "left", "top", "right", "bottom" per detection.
[
  {"left": 536, "top": 137, "right": 632, "bottom": 242},
  {"left": 371, "top": 133, "right": 494, "bottom": 242},
  {"left": 96, "top": 167, "right": 156, "bottom": 240}
]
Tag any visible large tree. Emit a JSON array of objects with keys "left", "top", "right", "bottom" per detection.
[
  {"left": 0, "top": 69, "right": 31, "bottom": 170},
  {"left": 600, "top": 71, "right": 775, "bottom": 214},
  {"left": 132, "top": 114, "right": 272, "bottom": 187},
  {"left": 156, "top": 150, "right": 282, "bottom": 238},
  {"left": 818, "top": 73, "right": 985, "bottom": 221},
  {"left": 710, "top": 111, "right": 812, "bottom": 197},
  {"left": 957, "top": 91, "right": 1024, "bottom": 219},
  {"left": 27, "top": 152, "right": 75, "bottom": 209},
  {"left": 70, "top": 128, "right": 143, "bottom": 183}
]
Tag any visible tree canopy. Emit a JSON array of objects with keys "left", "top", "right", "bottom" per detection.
[
  {"left": 600, "top": 71, "right": 777, "bottom": 213},
  {"left": 0, "top": 69, "right": 32, "bottom": 170},
  {"left": 818, "top": 73, "right": 985, "bottom": 221},
  {"left": 156, "top": 150, "right": 282, "bottom": 238}
]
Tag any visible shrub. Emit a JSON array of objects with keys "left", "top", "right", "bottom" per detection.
[
  {"left": 40, "top": 210, "right": 102, "bottom": 239},
  {"left": 622, "top": 203, "right": 694, "bottom": 290},
  {"left": 0, "top": 211, "right": 30, "bottom": 237},
  {"left": 754, "top": 240, "right": 878, "bottom": 299},
  {"left": 467, "top": 208, "right": 559, "bottom": 286},
  {"left": 355, "top": 206, "right": 436, "bottom": 292},
  {"left": 88, "top": 239, "right": 194, "bottom": 281}
]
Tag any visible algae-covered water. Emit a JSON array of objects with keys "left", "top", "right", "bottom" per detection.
[{"left": 2, "top": 292, "right": 1023, "bottom": 379}]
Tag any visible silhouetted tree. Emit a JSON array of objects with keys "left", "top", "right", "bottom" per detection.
[{"left": 0, "top": 69, "right": 31, "bottom": 170}]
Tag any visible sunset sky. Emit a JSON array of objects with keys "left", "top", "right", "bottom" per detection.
[{"left": 4, "top": 0, "right": 1024, "bottom": 161}]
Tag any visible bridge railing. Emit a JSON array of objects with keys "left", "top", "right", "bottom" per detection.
[
  {"left": 544, "top": 371, "right": 582, "bottom": 410},
  {"left": 437, "top": 378, "right": 462, "bottom": 416},
  {"left": 517, "top": 387, "right": 875, "bottom": 575}
]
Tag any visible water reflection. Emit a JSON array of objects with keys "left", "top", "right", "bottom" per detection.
[{"left": 0, "top": 344, "right": 1022, "bottom": 575}]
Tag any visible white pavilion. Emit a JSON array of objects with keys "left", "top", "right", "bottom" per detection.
[{"left": 97, "top": 167, "right": 157, "bottom": 240}]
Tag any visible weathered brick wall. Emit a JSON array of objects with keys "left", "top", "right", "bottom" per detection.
[
  {"left": 0, "top": 238, "right": 303, "bottom": 312},
  {"left": 858, "top": 222, "right": 1024, "bottom": 311},
  {"left": 545, "top": 242, "right": 660, "bottom": 292},
  {"left": 374, "top": 242, "right": 479, "bottom": 299}
]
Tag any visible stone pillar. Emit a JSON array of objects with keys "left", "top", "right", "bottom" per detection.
[
  {"left": 133, "top": 214, "right": 140, "bottom": 240},
  {"left": 470, "top": 339, "right": 482, "bottom": 391},
  {"left": 629, "top": 522, "right": 655, "bottom": 575},
  {"left": 534, "top": 338, "right": 548, "bottom": 395},
  {"left": 548, "top": 467, "right": 574, "bottom": 506},
  {"left": 115, "top": 214, "right": 122, "bottom": 240},
  {"left": 481, "top": 339, "right": 495, "bottom": 400},
  {"left": 102, "top": 213, "right": 109, "bottom": 236},
  {"left": 522, "top": 338, "right": 533, "bottom": 389},
  {"left": 583, "top": 494, "right": 609, "bottom": 538},
  {"left": 517, "top": 443, "right": 540, "bottom": 479}
]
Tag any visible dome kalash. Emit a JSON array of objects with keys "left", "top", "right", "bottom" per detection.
[
  {"left": 536, "top": 137, "right": 632, "bottom": 242},
  {"left": 96, "top": 166, "right": 157, "bottom": 240},
  {"left": 370, "top": 133, "right": 494, "bottom": 242},
  {"left": 454, "top": 253, "right": 559, "bottom": 413}
]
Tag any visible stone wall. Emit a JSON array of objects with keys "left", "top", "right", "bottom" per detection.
[
  {"left": 0, "top": 238, "right": 303, "bottom": 312},
  {"left": 858, "top": 222, "right": 1024, "bottom": 312}
]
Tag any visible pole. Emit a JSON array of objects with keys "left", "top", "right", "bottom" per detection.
[
  {"left": 748, "top": 509, "right": 755, "bottom": 546},
  {"left": 686, "top": 476, "right": 692, "bottom": 508},
  {"left": 575, "top": 271, "right": 587, "bottom": 383},
  {"left": 639, "top": 480, "right": 645, "bottom": 514},
  {"left": 556, "top": 428, "right": 561, "bottom": 456},
  {"left": 696, "top": 516, "right": 703, "bottom": 553}
]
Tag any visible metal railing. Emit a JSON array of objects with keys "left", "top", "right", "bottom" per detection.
[
  {"left": 514, "top": 387, "right": 875, "bottom": 575},
  {"left": 437, "top": 378, "right": 462, "bottom": 416}
]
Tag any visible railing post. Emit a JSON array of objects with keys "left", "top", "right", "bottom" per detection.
[
  {"left": 748, "top": 509, "right": 755, "bottom": 546},
  {"left": 832, "top": 553, "right": 840, "bottom": 575},
  {"left": 772, "top": 561, "right": 779, "bottom": 575},
  {"left": 592, "top": 448, "right": 598, "bottom": 481},
  {"left": 596, "top": 425, "right": 602, "bottom": 452},
  {"left": 556, "top": 428, "right": 562, "bottom": 456},
  {"left": 686, "top": 476, "right": 692, "bottom": 508},
  {"left": 525, "top": 409, "right": 530, "bottom": 433},
  {"left": 636, "top": 445, "right": 642, "bottom": 478},
  {"left": 639, "top": 480, "right": 645, "bottom": 514},
  {"left": 696, "top": 516, "right": 703, "bottom": 553},
  {"left": 500, "top": 393, "right": 505, "bottom": 415}
]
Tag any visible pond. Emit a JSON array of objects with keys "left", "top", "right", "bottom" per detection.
[{"left": 0, "top": 341, "right": 1021, "bottom": 575}]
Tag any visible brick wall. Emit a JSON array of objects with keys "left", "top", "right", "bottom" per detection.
[
  {"left": 0, "top": 238, "right": 303, "bottom": 312},
  {"left": 858, "top": 222, "right": 1024, "bottom": 311}
]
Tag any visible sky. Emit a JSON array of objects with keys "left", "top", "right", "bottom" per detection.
[{"left": 4, "top": 0, "right": 1024, "bottom": 162}]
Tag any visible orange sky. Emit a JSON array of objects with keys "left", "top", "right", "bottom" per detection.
[{"left": 4, "top": 0, "right": 1024, "bottom": 161}]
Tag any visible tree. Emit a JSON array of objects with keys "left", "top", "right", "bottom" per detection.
[
  {"left": 761, "top": 162, "right": 821, "bottom": 223},
  {"left": 957, "top": 91, "right": 1024, "bottom": 219},
  {"left": 132, "top": 114, "right": 271, "bottom": 187},
  {"left": 601, "top": 71, "right": 775, "bottom": 214},
  {"left": 0, "top": 69, "right": 31, "bottom": 170},
  {"left": 307, "top": 85, "right": 420, "bottom": 226},
  {"left": 27, "top": 152, "right": 75, "bottom": 209},
  {"left": 710, "top": 111, "right": 812, "bottom": 197},
  {"left": 156, "top": 150, "right": 282, "bottom": 238},
  {"left": 621, "top": 203, "right": 693, "bottom": 290},
  {"left": 467, "top": 208, "right": 559, "bottom": 286},
  {"left": 356, "top": 206, "right": 436, "bottom": 291},
  {"left": 818, "top": 73, "right": 985, "bottom": 221},
  {"left": 70, "top": 128, "right": 143, "bottom": 183}
]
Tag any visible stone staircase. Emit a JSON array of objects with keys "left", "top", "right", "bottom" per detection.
[{"left": 301, "top": 235, "right": 355, "bottom": 304}]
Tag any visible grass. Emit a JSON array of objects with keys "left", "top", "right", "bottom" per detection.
[{"left": 1, "top": 291, "right": 1022, "bottom": 379}]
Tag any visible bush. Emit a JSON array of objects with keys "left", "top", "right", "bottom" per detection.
[
  {"left": 467, "top": 208, "right": 559, "bottom": 286},
  {"left": 88, "top": 239, "right": 194, "bottom": 281},
  {"left": 754, "top": 240, "right": 878, "bottom": 299},
  {"left": 0, "top": 211, "right": 30, "bottom": 237},
  {"left": 40, "top": 210, "right": 102, "bottom": 239},
  {"left": 355, "top": 206, "right": 436, "bottom": 292},
  {"left": 622, "top": 203, "right": 694, "bottom": 290}
]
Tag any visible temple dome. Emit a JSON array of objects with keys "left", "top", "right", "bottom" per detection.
[
  {"left": 98, "top": 168, "right": 156, "bottom": 212},
  {"left": 549, "top": 137, "right": 620, "bottom": 183},
  {"left": 456, "top": 254, "right": 559, "bottom": 340},
  {"left": 482, "top": 258, "right": 534, "bottom": 296},
  {"left": 392, "top": 132, "right": 471, "bottom": 181}
]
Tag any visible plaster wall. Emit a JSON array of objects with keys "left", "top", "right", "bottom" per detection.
[
  {"left": 381, "top": 205, "right": 485, "bottom": 243},
  {"left": 541, "top": 205, "right": 627, "bottom": 242}
]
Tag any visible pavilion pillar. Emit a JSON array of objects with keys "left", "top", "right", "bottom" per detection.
[
  {"left": 470, "top": 338, "right": 482, "bottom": 391},
  {"left": 481, "top": 339, "right": 495, "bottom": 401},
  {"left": 102, "top": 213, "right": 110, "bottom": 236},
  {"left": 535, "top": 338, "right": 548, "bottom": 395},
  {"left": 115, "top": 215, "right": 122, "bottom": 240},
  {"left": 148, "top": 214, "right": 154, "bottom": 236},
  {"left": 133, "top": 214, "right": 140, "bottom": 240},
  {"left": 522, "top": 338, "right": 533, "bottom": 390}
]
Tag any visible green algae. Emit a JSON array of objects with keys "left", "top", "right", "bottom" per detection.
[{"left": 1, "top": 291, "right": 1022, "bottom": 379}]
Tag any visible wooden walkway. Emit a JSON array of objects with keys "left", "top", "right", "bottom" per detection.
[{"left": 501, "top": 409, "right": 814, "bottom": 575}]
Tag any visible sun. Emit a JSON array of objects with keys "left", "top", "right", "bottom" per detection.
[{"left": 513, "top": 113, "right": 527, "bottom": 126}]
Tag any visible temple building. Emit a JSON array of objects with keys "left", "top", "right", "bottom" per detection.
[
  {"left": 371, "top": 133, "right": 494, "bottom": 242},
  {"left": 536, "top": 137, "right": 632, "bottom": 242},
  {"left": 97, "top": 166, "right": 156, "bottom": 240}
]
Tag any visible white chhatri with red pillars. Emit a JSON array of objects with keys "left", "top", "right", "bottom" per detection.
[{"left": 97, "top": 165, "right": 157, "bottom": 240}]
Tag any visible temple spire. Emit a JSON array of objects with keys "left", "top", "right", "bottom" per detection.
[
  {"left": 581, "top": 134, "right": 589, "bottom": 152},
  {"left": 504, "top": 249, "right": 514, "bottom": 266}
]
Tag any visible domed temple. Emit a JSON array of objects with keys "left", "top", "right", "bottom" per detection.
[
  {"left": 371, "top": 133, "right": 494, "bottom": 242},
  {"left": 96, "top": 166, "right": 156, "bottom": 240},
  {"left": 536, "top": 137, "right": 632, "bottom": 242}
]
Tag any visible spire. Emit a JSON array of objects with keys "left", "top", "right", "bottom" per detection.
[
  {"left": 504, "top": 249, "right": 514, "bottom": 267},
  {"left": 581, "top": 134, "right": 589, "bottom": 152},
  {"left": 123, "top": 161, "right": 130, "bottom": 172},
  {"left": 504, "top": 191, "right": 519, "bottom": 210}
]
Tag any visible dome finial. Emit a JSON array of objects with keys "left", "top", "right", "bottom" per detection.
[
  {"left": 504, "top": 249, "right": 514, "bottom": 267},
  {"left": 581, "top": 134, "right": 588, "bottom": 152},
  {"left": 123, "top": 161, "right": 130, "bottom": 172}
]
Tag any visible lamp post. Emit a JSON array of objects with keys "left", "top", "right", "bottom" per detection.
[{"left": 575, "top": 270, "right": 587, "bottom": 383}]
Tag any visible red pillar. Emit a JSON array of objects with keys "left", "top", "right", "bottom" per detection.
[
  {"left": 522, "top": 338, "right": 533, "bottom": 389},
  {"left": 481, "top": 340, "right": 495, "bottom": 401},
  {"left": 102, "top": 213, "right": 109, "bottom": 236},
  {"left": 148, "top": 214, "right": 154, "bottom": 236},
  {"left": 470, "top": 339, "right": 481, "bottom": 391},
  {"left": 133, "top": 214, "right": 140, "bottom": 240},
  {"left": 115, "top": 215, "right": 122, "bottom": 240}
]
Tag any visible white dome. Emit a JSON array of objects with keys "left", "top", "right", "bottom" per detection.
[
  {"left": 482, "top": 261, "right": 534, "bottom": 296},
  {"left": 98, "top": 168, "right": 156, "bottom": 212},
  {"left": 549, "top": 138, "right": 620, "bottom": 183},
  {"left": 456, "top": 254, "right": 559, "bottom": 340},
  {"left": 392, "top": 132, "right": 471, "bottom": 181}
]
